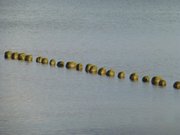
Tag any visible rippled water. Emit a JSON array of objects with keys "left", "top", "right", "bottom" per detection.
[{"left": 1, "top": 0, "right": 180, "bottom": 135}]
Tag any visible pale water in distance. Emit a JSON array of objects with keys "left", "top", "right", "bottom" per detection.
[{"left": 0, "top": 0, "right": 180, "bottom": 135}]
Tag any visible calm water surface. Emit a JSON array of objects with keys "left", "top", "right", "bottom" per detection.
[{"left": 1, "top": 0, "right": 180, "bottom": 135}]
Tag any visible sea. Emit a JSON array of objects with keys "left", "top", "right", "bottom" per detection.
[{"left": 0, "top": 0, "right": 180, "bottom": 135}]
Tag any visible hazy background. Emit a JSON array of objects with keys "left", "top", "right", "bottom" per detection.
[{"left": 0, "top": 0, "right": 180, "bottom": 135}]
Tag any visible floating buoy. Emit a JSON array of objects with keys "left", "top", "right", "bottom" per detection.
[
  {"left": 57, "top": 61, "right": 64, "bottom": 68},
  {"left": 142, "top": 76, "right": 150, "bottom": 83},
  {"left": 118, "top": 71, "right": 125, "bottom": 79},
  {"left": 36, "top": 56, "right": 42, "bottom": 63},
  {"left": 89, "top": 65, "right": 98, "bottom": 74},
  {"left": 18, "top": 53, "right": 26, "bottom": 61},
  {"left": 130, "top": 73, "right": 139, "bottom": 81},
  {"left": 49, "top": 59, "right": 56, "bottom": 66},
  {"left": 98, "top": 67, "right": 106, "bottom": 76},
  {"left": 76, "top": 63, "right": 83, "bottom": 71},
  {"left": 66, "top": 61, "right": 77, "bottom": 69},
  {"left": 6, "top": 49, "right": 179, "bottom": 91},
  {"left": 4, "top": 51, "right": 12, "bottom": 59},
  {"left": 151, "top": 76, "right": 162, "bottom": 86},
  {"left": 11, "top": 52, "right": 19, "bottom": 60},
  {"left": 25, "top": 55, "right": 33, "bottom": 62},
  {"left": 42, "top": 58, "right": 48, "bottom": 64},
  {"left": 173, "top": 81, "right": 180, "bottom": 89},
  {"left": 159, "top": 80, "right": 166, "bottom": 87},
  {"left": 85, "top": 64, "right": 93, "bottom": 73},
  {"left": 106, "top": 69, "right": 115, "bottom": 77}
]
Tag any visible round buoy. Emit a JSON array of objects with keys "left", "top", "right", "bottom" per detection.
[
  {"left": 49, "top": 59, "right": 56, "bottom": 66},
  {"left": 118, "top": 71, "right": 125, "bottom": 79},
  {"left": 66, "top": 61, "right": 77, "bottom": 69},
  {"left": 85, "top": 64, "right": 93, "bottom": 73},
  {"left": 18, "top": 53, "right": 26, "bottom": 61},
  {"left": 25, "top": 55, "right": 33, "bottom": 62},
  {"left": 11, "top": 52, "right": 19, "bottom": 60},
  {"left": 151, "top": 76, "right": 162, "bottom": 86},
  {"left": 173, "top": 81, "right": 180, "bottom": 89},
  {"left": 159, "top": 80, "right": 166, "bottom": 87},
  {"left": 76, "top": 63, "right": 83, "bottom": 71},
  {"left": 98, "top": 67, "right": 106, "bottom": 76},
  {"left": 142, "top": 76, "right": 150, "bottom": 83},
  {"left": 4, "top": 51, "right": 12, "bottom": 59},
  {"left": 130, "top": 73, "right": 139, "bottom": 81},
  {"left": 42, "top": 58, "right": 48, "bottom": 64},
  {"left": 36, "top": 56, "right": 42, "bottom": 63},
  {"left": 89, "top": 65, "right": 98, "bottom": 74},
  {"left": 106, "top": 69, "right": 115, "bottom": 77},
  {"left": 57, "top": 61, "right": 64, "bottom": 68}
]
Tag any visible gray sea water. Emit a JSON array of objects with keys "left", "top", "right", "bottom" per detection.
[{"left": 1, "top": 0, "right": 180, "bottom": 135}]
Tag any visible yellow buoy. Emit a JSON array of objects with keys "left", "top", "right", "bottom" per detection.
[
  {"left": 118, "top": 71, "right": 125, "bottom": 79},
  {"left": 151, "top": 76, "right": 162, "bottom": 86},
  {"left": 173, "top": 81, "right": 180, "bottom": 89},
  {"left": 89, "top": 65, "right": 98, "bottom": 74},
  {"left": 106, "top": 69, "right": 115, "bottom": 77},
  {"left": 159, "top": 80, "right": 166, "bottom": 87},
  {"left": 36, "top": 56, "right": 42, "bottom": 63},
  {"left": 57, "top": 61, "right": 64, "bottom": 68},
  {"left": 25, "top": 55, "right": 33, "bottom": 62},
  {"left": 11, "top": 52, "right": 19, "bottom": 60},
  {"left": 98, "top": 67, "right": 106, "bottom": 76},
  {"left": 66, "top": 61, "right": 77, "bottom": 69},
  {"left": 4, "top": 51, "right": 12, "bottom": 59},
  {"left": 142, "top": 76, "right": 150, "bottom": 83},
  {"left": 18, "top": 53, "right": 26, "bottom": 61},
  {"left": 76, "top": 63, "right": 83, "bottom": 71},
  {"left": 85, "top": 64, "right": 93, "bottom": 73},
  {"left": 49, "top": 59, "right": 56, "bottom": 66},
  {"left": 130, "top": 73, "right": 139, "bottom": 81},
  {"left": 42, "top": 58, "right": 48, "bottom": 64}
]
